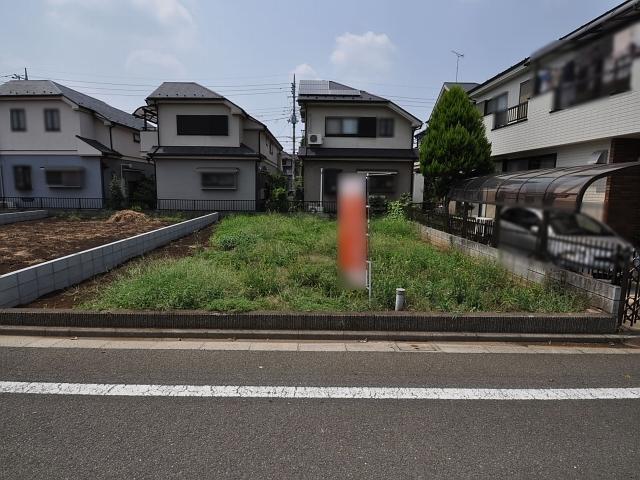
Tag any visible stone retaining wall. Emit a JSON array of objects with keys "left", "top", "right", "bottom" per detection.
[
  {"left": 418, "top": 224, "right": 621, "bottom": 315},
  {"left": 0, "top": 213, "right": 219, "bottom": 308},
  {"left": 0, "top": 210, "right": 48, "bottom": 225}
]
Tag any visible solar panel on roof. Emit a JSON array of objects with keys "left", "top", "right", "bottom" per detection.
[{"left": 298, "top": 80, "right": 359, "bottom": 96}]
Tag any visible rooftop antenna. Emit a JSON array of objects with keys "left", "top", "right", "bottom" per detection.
[{"left": 451, "top": 50, "right": 464, "bottom": 82}]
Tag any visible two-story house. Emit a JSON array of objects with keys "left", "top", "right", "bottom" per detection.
[
  {"left": 138, "top": 82, "right": 283, "bottom": 210},
  {"left": 0, "top": 80, "right": 150, "bottom": 207},
  {"left": 467, "top": 0, "right": 640, "bottom": 239},
  {"left": 297, "top": 80, "right": 421, "bottom": 205}
]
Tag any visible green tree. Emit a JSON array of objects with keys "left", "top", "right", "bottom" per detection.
[
  {"left": 107, "top": 175, "right": 125, "bottom": 210},
  {"left": 419, "top": 86, "right": 493, "bottom": 199}
]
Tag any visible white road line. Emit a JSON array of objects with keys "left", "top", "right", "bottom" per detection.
[{"left": 1, "top": 381, "right": 639, "bottom": 400}]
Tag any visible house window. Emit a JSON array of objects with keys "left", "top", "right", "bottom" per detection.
[
  {"left": 45, "top": 169, "right": 84, "bottom": 188},
  {"left": 325, "top": 117, "right": 377, "bottom": 137},
  {"left": 358, "top": 171, "right": 397, "bottom": 194},
  {"left": 322, "top": 169, "right": 342, "bottom": 196},
  {"left": 484, "top": 93, "right": 508, "bottom": 115},
  {"left": 177, "top": 115, "right": 228, "bottom": 135},
  {"left": 200, "top": 171, "right": 237, "bottom": 190},
  {"left": 10, "top": 109, "right": 26, "bottom": 131},
  {"left": 378, "top": 118, "right": 394, "bottom": 137},
  {"left": 44, "top": 109, "right": 60, "bottom": 131},
  {"left": 519, "top": 80, "right": 532, "bottom": 104},
  {"left": 269, "top": 140, "right": 273, "bottom": 155},
  {"left": 13, "top": 166, "right": 32, "bottom": 191},
  {"left": 132, "top": 132, "right": 140, "bottom": 143}
]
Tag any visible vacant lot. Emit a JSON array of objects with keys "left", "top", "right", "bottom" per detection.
[
  {"left": 0, "top": 212, "right": 172, "bottom": 274},
  {"left": 83, "top": 214, "right": 587, "bottom": 313}
]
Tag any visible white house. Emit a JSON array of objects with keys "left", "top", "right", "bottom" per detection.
[
  {"left": 467, "top": 1, "right": 640, "bottom": 240},
  {"left": 297, "top": 80, "right": 422, "bottom": 206},
  {"left": 137, "top": 82, "right": 283, "bottom": 211},
  {"left": 0, "top": 80, "right": 150, "bottom": 207}
]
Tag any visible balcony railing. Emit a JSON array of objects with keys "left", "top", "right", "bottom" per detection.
[{"left": 493, "top": 101, "right": 528, "bottom": 130}]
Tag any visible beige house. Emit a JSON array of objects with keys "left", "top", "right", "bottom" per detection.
[
  {"left": 137, "top": 82, "right": 283, "bottom": 211},
  {"left": 297, "top": 80, "right": 421, "bottom": 205}
]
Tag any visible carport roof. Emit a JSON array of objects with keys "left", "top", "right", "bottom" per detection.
[{"left": 448, "top": 162, "right": 640, "bottom": 212}]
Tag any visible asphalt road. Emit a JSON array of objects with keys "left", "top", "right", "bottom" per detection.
[{"left": 1, "top": 346, "right": 639, "bottom": 479}]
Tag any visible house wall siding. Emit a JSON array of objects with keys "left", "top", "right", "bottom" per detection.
[
  {"left": 303, "top": 159, "right": 413, "bottom": 202},
  {"left": 479, "top": 59, "right": 640, "bottom": 157},
  {"left": 157, "top": 103, "right": 241, "bottom": 148},
  {"left": 155, "top": 158, "right": 256, "bottom": 202},
  {"left": 305, "top": 104, "right": 414, "bottom": 149},
  {"left": 0, "top": 98, "right": 79, "bottom": 152},
  {"left": 0, "top": 154, "right": 103, "bottom": 198}
]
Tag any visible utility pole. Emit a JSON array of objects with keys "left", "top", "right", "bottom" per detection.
[
  {"left": 289, "top": 74, "right": 297, "bottom": 155},
  {"left": 451, "top": 50, "right": 464, "bottom": 82}
]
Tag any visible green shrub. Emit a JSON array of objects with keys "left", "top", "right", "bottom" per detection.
[
  {"left": 267, "top": 187, "right": 289, "bottom": 213},
  {"left": 107, "top": 175, "right": 125, "bottom": 210}
]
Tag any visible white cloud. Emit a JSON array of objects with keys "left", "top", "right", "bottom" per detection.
[
  {"left": 291, "top": 63, "right": 319, "bottom": 80},
  {"left": 330, "top": 32, "right": 395, "bottom": 78},
  {"left": 130, "top": 0, "right": 194, "bottom": 28},
  {"left": 125, "top": 49, "right": 187, "bottom": 78}
]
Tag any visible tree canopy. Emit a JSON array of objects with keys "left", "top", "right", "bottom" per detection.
[{"left": 419, "top": 86, "right": 493, "bottom": 199}]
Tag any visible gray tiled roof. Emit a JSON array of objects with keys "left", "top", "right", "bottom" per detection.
[
  {"left": 151, "top": 144, "right": 259, "bottom": 158},
  {"left": 0, "top": 80, "right": 144, "bottom": 130},
  {"left": 146, "top": 82, "right": 223, "bottom": 100},
  {"left": 76, "top": 136, "right": 122, "bottom": 157},
  {"left": 298, "top": 147, "right": 417, "bottom": 160}
]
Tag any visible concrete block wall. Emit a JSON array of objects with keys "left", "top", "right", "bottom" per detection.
[
  {"left": 0, "top": 212, "right": 219, "bottom": 308},
  {"left": 0, "top": 210, "right": 48, "bottom": 225},
  {"left": 417, "top": 224, "right": 621, "bottom": 315}
]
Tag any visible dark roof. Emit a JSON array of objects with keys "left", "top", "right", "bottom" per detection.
[
  {"left": 297, "top": 79, "right": 422, "bottom": 125},
  {"left": 0, "top": 80, "right": 144, "bottom": 130},
  {"left": 467, "top": 58, "right": 529, "bottom": 95},
  {"left": 150, "top": 144, "right": 259, "bottom": 158},
  {"left": 76, "top": 136, "right": 121, "bottom": 157},
  {"left": 146, "top": 82, "right": 223, "bottom": 100},
  {"left": 298, "top": 147, "right": 417, "bottom": 160},
  {"left": 443, "top": 82, "right": 479, "bottom": 92}
]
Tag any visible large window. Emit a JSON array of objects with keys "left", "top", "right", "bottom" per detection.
[
  {"left": 322, "top": 169, "right": 342, "bottom": 196},
  {"left": 44, "top": 109, "right": 60, "bottom": 131},
  {"left": 45, "top": 169, "right": 84, "bottom": 188},
  {"left": 10, "top": 109, "right": 26, "bottom": 131},
  {"left": 13, "top": 166, "right": 32, "bottom": 191},
  {"left": 358, "top": 170, "right": 398, "bottom": 194},
  {"left": 200, "top": 171, "right": 237, "bottom": 190},
  {"left": 177, "top": 115, "right": 228, "bottom": 135},
  {"left": 519, "top": 80, "right": 532, "bottom": 104},
  {"left": 325, "top": 117, "right": 377, "bottom": 137},
  {"left": 484, "top": 93, "right": 508, "bottom": 115},
  {"left": 378, "top": 118, "right": 394, "bottom": 137}
]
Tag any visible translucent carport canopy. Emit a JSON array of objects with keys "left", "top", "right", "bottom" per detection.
[{"left": 448, "top": 161, "right": 640, "bottom": 212}]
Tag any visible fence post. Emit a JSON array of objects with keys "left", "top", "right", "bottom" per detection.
[
  {"left": 444, "top": 197, "right": 450, "bottom": 233},
  {"left": 461, "top": 202, "right": 468, "bottom": 239},
  {"left": 616, "top": 253, "right": 631, "bottom": 326}
]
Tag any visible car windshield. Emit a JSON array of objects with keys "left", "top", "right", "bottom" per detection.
[{"left": 549, "top": 212, "right": 613, "bottom": 236}]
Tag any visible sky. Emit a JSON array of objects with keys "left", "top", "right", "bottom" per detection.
[{"left": 1, "top": 0, "right": 623, "bottom": 152}]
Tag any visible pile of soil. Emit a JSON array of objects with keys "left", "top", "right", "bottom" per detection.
[{"left": 106, "top": 210, "right": 151, "bottom": 224}]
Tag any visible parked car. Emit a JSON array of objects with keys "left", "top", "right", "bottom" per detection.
[{"left": 498, "top": 207, "right": 632, "bottom": 278}]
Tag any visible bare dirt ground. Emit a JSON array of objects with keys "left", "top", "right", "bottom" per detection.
[
  {"left": 0, "top": 213, "right": 171, "bottom": 275},
  {"left": 26, "top": 224, "right": 215, "bottom": 309}
]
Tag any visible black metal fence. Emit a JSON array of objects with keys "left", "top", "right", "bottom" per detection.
[
  {"left": 1, "top": 196, "right": 105, "bottom": 210},
  {"left": 618, "top": 250, "right": 640, "bottom": 327},
  {"left": 408, "top": 204, "right": 632, "bottom": 285}
]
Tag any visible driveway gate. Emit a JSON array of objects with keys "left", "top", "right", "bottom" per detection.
[{"left": 618, "top": 250, "right": 640, "bottom": 327}]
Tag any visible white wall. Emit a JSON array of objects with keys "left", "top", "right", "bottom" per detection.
[
  {"left": 0, "top": 98, "right": 79, "bottom": 152},
  {"left": 157, "top": 102, "right": 241, "bottom": 147},
  {"left": 479, "top": 59, "right": 640, "bottom": 157},
  {"left": 305, "top": 104, "right": 414, "bottom": 149}
]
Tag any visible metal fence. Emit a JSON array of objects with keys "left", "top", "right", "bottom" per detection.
[
  {"left": 1, "top": 196, "right": 105, "bottom": 210},
  {"left": 408, "top": 204, "right": 632, "bottom": 285},
  {"left": 618, "top": 250, "right": 640, "bottom": 327}
]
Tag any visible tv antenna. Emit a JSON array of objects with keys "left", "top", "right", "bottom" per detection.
[{"left": 451, "top": 50, "right": 464, "bottom": 82}]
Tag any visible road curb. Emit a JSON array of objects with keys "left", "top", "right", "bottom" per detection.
[
  {"left": 0, "top": 309, "right": 619, "bottom": 334},
  {"left": 0, "top": 325, "right": 634, "bottom": 344}
]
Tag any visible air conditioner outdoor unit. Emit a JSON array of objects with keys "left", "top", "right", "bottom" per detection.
[{"left": 308, "top": 133, "right": 323, "bottom": 145}]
